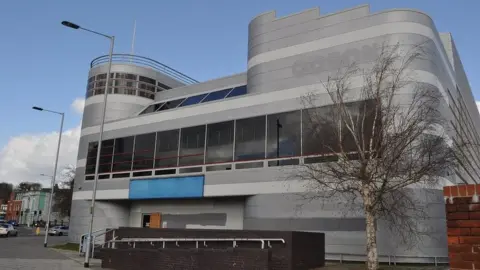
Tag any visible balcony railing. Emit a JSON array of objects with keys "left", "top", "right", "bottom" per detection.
[{"left": 90, "top": 54, "right": 199, "bottom": 85}]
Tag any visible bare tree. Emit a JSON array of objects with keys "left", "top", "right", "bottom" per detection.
[
  {"left": 295, "top": 43, "right": 456, "bottom": 270},
  {"left": 52, "top": 165, "right": 75, "bottom": 218}
]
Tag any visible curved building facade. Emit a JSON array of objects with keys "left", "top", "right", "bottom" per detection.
[{"left": 70, "top": 5, "right": 479, "bottom": 263}]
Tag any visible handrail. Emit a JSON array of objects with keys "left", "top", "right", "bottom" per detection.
[
  {"left": 79, "top": 227, "right": 117, "bottom": 256},
  {"left": 107, "top": 237, "right": 286, "bottom": 249},
  {"left": 90, "top": 54, "right": 199, "bottom": 85}
]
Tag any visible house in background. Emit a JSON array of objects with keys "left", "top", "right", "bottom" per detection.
[
  {"left": 17, "top": 188, "right": 69, "bottom": 226},
  {"left": 6, "top": 192, "right": 22, "bottom": 222}
]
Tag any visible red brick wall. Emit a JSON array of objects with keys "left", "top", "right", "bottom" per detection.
[{"left": 444, "top": 184, "right": 480, "bottom": 270}]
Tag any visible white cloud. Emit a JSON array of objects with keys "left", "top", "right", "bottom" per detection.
[
  {"left": 476, "top": 101, "right": 480, "bottom": 113},
  {"left": 71, "top": 98, "right": 85, "bottom": 114},
  {"left": 0, "top": 125, "right": 81, "bottom": 187}
]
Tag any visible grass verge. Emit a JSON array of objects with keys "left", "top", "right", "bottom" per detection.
[{"left": 51, "top": 242, "right": 79, "bottom": 251}]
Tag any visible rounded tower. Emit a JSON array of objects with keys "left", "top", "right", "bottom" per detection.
[{"left": 82, "top": 54, "right": 198, "bottom": 128}]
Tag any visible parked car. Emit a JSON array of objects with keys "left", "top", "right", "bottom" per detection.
[
  {"left": 7, "top": 220, "right": 18, "bottom": 227},
  {"left": 0, "top": 224, "right": 18, "bottom": 237},
  {"left": 48, "top": 226, "right": 69, "bottom": 236}
]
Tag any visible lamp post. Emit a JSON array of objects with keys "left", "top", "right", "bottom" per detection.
[
  {"left": 32, "top": 106, "right": 64, "bottom": 247},
  {"left": 61, "top": 20, "right": 115, "bottom": 268}
]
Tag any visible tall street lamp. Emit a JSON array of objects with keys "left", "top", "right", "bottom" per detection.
[
  {"left": 61, "top": 20, "right": 115, "bottom": 268},
  {"left": 32, "top": 106, "right": 64, "bottom": 247}
]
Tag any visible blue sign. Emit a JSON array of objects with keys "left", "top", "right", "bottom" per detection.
[{"left": 129, "top": 176, "right": 204, "bottom": 199}]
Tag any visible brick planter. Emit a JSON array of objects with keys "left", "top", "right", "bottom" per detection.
[
  {"left": 444, "top": 184, "right": 480, "bottom": 270},
  {"left": 101, "top": 228, "right": 325, "bottom": 270}
]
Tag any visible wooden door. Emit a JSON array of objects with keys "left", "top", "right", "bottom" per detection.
[{"left": 149, "top": 213, "right": 161, "bottom": 228}]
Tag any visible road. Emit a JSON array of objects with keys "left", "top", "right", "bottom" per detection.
[{"left": 0, "top": 227, "right": 101, "bottom": 270}]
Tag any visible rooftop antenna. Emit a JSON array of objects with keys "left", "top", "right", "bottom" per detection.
[{"left": 130, "top": 20, "right": 136, "bottom": 62}]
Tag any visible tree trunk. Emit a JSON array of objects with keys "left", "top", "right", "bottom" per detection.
[{"left": 365, "top": 207, "right": 378, "bottom": 270}]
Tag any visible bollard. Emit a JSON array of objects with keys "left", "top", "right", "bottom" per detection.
[{"left": 36, "top": 227, "right": 40, "bottom": 236}]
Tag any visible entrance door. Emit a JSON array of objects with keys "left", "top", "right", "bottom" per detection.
[
  {"left": 150, "top": 213, "right": 161, "bottom": 228},
  {"left": 142, "top": 214, "right": 151, "bottom": 228}
]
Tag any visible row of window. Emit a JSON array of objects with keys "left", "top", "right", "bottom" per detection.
[
  {"left": 85, "top": 100, "right": 374, "bottom": 176},
  {"left": 139, "top": 85, "right": 247, "bottom": 115},
  {"left": 86, "top": 73, "right": 173, "bottom": 100},
  {"left": 86, "top": 88, "right": 156, "bottom": 99}
]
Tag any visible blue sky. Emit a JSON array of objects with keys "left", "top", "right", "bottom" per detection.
[{"left": 0, "top": 0, "right": 478, "bottom": 185}]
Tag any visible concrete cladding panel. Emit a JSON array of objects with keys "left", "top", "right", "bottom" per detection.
[
  {"left": 246, "top": 7, "right": 454, "bottom": 96},
  {"left": 82, "top": 95, "right": 151, "bottom": 128},
  {"left": 244, "top": 190, "right": 448, "bottom": 261},
  {"left": 68, "top": 199, "right": 130, "bottom": 242},
  {"left": 129, "top": 198, "right": 244, "bottom": 229}
]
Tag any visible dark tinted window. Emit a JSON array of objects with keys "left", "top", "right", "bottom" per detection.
[
  {"left": 96, "top": 74, "right": 107, "bottom": 80},
  {"left": 140, "top": 103, "right": 164, "bottom": 115},
  {"left": 112, "top": 136, "right": 134, "bottom": 172},
  {"left": 132, "top": 133, "right": 155, "bottom": 170},
  {"left": 235, "top": 116, "right": 266, "bottom": 161},
  {"left": 139, "top": 76, "right": 156, "bottom": 85},
  {"left": 179, "top": 125, "right": 205, "bottom": 166},
  {"left": 201, "top": 89, "right": 230, "bottom": 103},
  {"left": 116, "top": 73, "right": 137, "bottom": 80},
  {"left": 159, "top": 99, "right": 185, "bottom": 111},
  {"left": 302, "top": 106, "right": 336, "bottom": 155},
  {"left": 98, "top": 139, "right": 114, "bottom": 173},
  {"left": 179, "top": 93, "right": 208, "bottom": 107},
  {"left": 85, "top": 142, "right": 98, "bottom": 175},
  {"left": 206, "top": 121, "right": 234, "bottom": 163},
  {"left": 157, "top": 82, "right": 172, "bottom": 90},
  {"left": 267, "top": 111, "right": 301, "bottom": 158},
  {"left": 226, "top": 85, "right": 247, "bottom": 98},
  {"left": 155, "top": 130, "right": 179, "bottom": 168}
]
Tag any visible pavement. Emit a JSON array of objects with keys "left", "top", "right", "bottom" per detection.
[{"left": 0, "top": 226, "right": 103, "bottom": 270}]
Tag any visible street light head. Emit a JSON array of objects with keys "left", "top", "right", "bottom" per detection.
[
  {"left": 32, "top": 106, "right": 43, "bottom": 111},
  {"left": 61, "top": 21, "right": 80, "bottom": 29}
]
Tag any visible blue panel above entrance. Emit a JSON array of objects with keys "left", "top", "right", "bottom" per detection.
[{"left": 129, "top": 175, "right": 204, "bottom": 199}]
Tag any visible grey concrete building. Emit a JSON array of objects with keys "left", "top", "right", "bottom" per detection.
[{"left": 70, "top": 5, "right": 479, "bottom": 262}]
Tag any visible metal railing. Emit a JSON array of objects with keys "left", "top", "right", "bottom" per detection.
[
  {"left": 79, "top": 228, "right": 117, "bottom": 257},
  {"left": 103, "top": 237, "right": 286, "bottom": 250},
  {"left": 90, "top": 54, "right": 199, "bottom": 85}
]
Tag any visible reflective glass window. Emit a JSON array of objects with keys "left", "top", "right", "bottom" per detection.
[
  {"left": 98, "top": 139, "right": 114, "bottom": 173},
  {"left": 85, "top": 142, "right": 98, "bottom": 175},
  {"left": 116, "top": 73, "right": 137, "bottom": 80},
  {"left": 158, "top": 99, "right": 185, "bottom": 111},
  {"left": 139, "top": 103, "right": 164, "bottom": 115},
  {"left": 201, "top": 89, "right": 230, "bottom": 103},
  {"left": 112, "top": 136, "right": 134, "bottom": 172},
  {"left": 235, "top": 116, "right": 266, "bottom": 161},
  {"left": 226, "top": 85, "right": 247, "bottom": 98},
  {"left": 267, "top": 111, "right": 301, "bottom": 158},
  {"left": 96, "top": 74, "right": 107, "bottom": 80},
  {"left": 139, "top": 76, "right": 156, "bottom": 85},
  {"left": 139, "top": 83, "right": 156, "bottom": 92},
  {"left": 206, "top": 121, "right": 234, "bottom": 163},
  {"left": 179, "top": 125, "right": 205, "bottom": 166},
  {"left": 157, "top": 82, "right": 172, "bottom": 90},
  {"left": 155, "top": 130, "right": 179, "bottom": 168},
  {"left": 88, "top": 76, "right": 95, "bottom": 83},
  {"left": 138, "top": 90, "right": 155, "bottom": 99},
  {"left": 132, "top": 133, "right": 155, "bottom": 170},
  {"left": 302, "top": 100, "right": 377, "bottom": 156},
  {"left": 179, "top": 93, "right": 208, "bottom": 107},
  {"left": 302, "top": 107, "right": 336, "bottom": 156}
]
